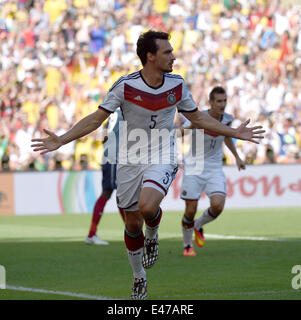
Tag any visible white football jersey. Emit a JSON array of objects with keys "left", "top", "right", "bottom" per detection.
[
  {"left": 183, "top": 110, "right": 233, "bottom": 171},
  {"left": 102, "top": 108, "right": 123, "bottom": 163},
  {"left": 99, "top": 71, "right": 197, "bottom": 164}
]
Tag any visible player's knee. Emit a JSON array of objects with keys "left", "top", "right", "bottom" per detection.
[
  {"left": 185, "top": 208, "right": 197, "bottom": 220},
  {"left": 211, "top": 204, "right": 224, "bottom": 216},
  {"left": 126, "top": 212, "right": 143, "bottom": 233},
  {"left": 139, "top": 202, "right": 157, "bottom": 220},
  {"left": 185, "top": 201, "right": 197, "bottom": 220},
  {"left": 102, "top": 189, "right": 113, "bottom": 199}
]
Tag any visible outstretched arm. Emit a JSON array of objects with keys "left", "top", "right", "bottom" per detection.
[
  {"left": 224, "top": 136, "right": 246, "bottom": 171},
  {"left": 182, "top": 110, "right": 265, "bottom": 144},
  {"left": 31, "top": 108, "right": 110, "bottom": 154}
]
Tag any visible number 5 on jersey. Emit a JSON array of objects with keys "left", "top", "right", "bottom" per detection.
[{"left": 150, "top": 115, "right": 158, "bottom": 129}]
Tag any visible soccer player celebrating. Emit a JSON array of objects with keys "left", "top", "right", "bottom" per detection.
[
  {"left": 181, "top": 86, "right": 246, "bottom": 257},
  {"left": 31, "top": 30, "right": 264, "bottom": 299}
]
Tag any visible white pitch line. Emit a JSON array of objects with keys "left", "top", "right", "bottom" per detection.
[
  {"left": 159, "top": 232, "right": 301, "bottom": 242},
  {"left": 6, "top": 285, "right": 297, "bottom": 300},
  {"left": 6, "top": 285, "right": 118, "bottom": 300},
  {"left": 205, "top": 234, "right": 301, "bottom": 242}
]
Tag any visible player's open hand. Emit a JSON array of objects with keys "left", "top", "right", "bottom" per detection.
[
  {"left": 236, "top": 119, "right": 265, "bottom": 144},
  {"left": 31, "top": 129, "right": 63, "bottom": 155}
]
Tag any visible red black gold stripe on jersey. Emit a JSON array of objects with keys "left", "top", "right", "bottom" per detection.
[{"left": 124, "top": 83, "right": 182, "bottom": 111}]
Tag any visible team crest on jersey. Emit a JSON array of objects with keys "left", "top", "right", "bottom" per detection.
[{"left": 167, "top": 92, "right": 176, "bottom": 105}]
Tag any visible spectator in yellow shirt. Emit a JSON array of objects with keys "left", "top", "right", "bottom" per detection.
[
  {"left": 153, "top": 0, "right": 168, "bottom": 14},
  {"left": 46, "top": 99, "right": 59, "bottom": 129},
  {"left": 43, "top": 0, "right": 67, "bottom": 25},
  {"left": 45, "top": 66, "right": 62, "bottom": 97},
  {"left": 22, "top": 93, "right": 40, "bottom": 125}
]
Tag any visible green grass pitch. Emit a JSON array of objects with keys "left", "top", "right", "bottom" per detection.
[{"left": 0, "top": 208, "right": 300, "bottom": 300}]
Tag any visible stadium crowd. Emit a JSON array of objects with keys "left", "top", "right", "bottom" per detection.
[{"left": 1, "top": 0, "right": 301, "bottom": 172}]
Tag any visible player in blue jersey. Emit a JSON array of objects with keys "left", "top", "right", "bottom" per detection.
[
  {"left": 180, "top": 86, "right": 246, "bottom": 257},
  {"left": 31, "top": 30, "right": 264, "bottom": 299},
  {"left": 86, "top": 109, "right": 125, "bottom": 245}
]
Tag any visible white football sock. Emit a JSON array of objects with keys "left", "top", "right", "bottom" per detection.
[
  {"left": 145, "top": 208, "right": 161, "bottom": 240},
  {"left": 145, "top": 224, "right": 159, "bottom": 240},
  {"left": 182, "top": 226, "right": 194, "bottom": 248},
  {"left": 182, "top": 215, "right": 194, "bottom": 248},
  {"left": 194, "top": 208, "right": 216, "bottom": 230},
  {"left": 127, "top": 248, "right": 146, "bottom": 279}
]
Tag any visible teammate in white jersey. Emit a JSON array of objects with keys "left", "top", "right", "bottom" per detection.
[
  {"left": 85, "top": 109, "right": 126, "bottom": 245},
  {"left": 31, "top": 31, "right": 264, "bottom": 299},
  {"left": 181, "top": 86, "right": 246, "bottom": 257}
]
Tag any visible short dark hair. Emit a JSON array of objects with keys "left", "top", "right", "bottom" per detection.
[
  {"left": 209, "top": 86, "right": 226, "bottom": 101},
  {"left": 136, "top": 30, "right": 170, "bottom": 66}
]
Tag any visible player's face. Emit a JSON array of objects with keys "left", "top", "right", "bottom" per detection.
[
  {"left": 153, "top": 39, "right": 175, "bottom": 73},
  {"left": 210, "top": 93, "right": 227, "bottom": 116}
]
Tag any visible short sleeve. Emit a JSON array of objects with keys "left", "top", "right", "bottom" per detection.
[
  {"left": 225, "top": 113, "right": 234, "bottom": 126},
  {"left": 99, "top": 79, "right": 124, "bottom": 113},
  {"left": 177, "top": 81, "right": 198, "bottom": 113}
]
